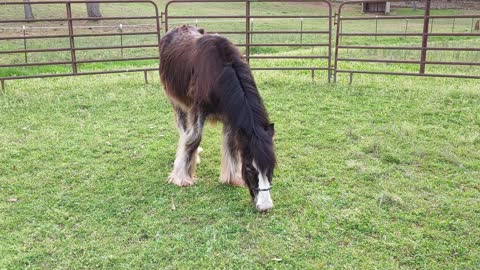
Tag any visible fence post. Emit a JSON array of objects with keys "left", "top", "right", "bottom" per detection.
[
  {"left": 245, "top": 0, "right": 250, "bottom": 63},
  {"left": 66, "top": 2, "right": 78, "bottom": 74},
  {"left": 419, "top": 0, "right": 431, "bottom": 74},
  {"left": 250, "top": 18, "right": 254, "bottom": 44},
  {"left": 160, "top": 11, "right": 164, "bottom": 38},
  {"left": 144, "top": 70, "right": 149, "bottom": 84},
  {"left": 22, "top": 25, "right": 27, "bottom": 64},
  {"left": 300, "top": 18, "right": 303, "bottom": 46},
  {"left": 405, "top": 19, "right": 409, "bottom": 39},
  {"left": 119, "top": 24, "right": 124, "bottom": 58},
  {"left": 333, "top": 11, "right": 342, "bottom": 83}
]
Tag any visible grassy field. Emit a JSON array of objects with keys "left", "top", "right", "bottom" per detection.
[
  {"left": 1, "top": 64, "right": 480, "bottom": 268},
  {"left": 1, "top": 3, "right": 480, "bottom": 268}
]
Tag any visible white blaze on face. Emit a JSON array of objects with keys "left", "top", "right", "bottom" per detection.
[{"left": 253, "top": 162, "right": 273, "bottom": 211}]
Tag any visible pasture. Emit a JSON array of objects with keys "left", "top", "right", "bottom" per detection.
[
  {"left": 1, "top": 1, "right": 480, "bottom": 269},
  {"left": 1, "top": 66, "right": 480, "bottom": 269}
]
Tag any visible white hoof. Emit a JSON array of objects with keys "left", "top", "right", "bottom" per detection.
[{"left": 168, "top": 174, "right": 194, "bottom": 187}]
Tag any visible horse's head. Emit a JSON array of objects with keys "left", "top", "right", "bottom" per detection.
[{"left": 239, "top": 123, "right": 276, "bottom": 212}]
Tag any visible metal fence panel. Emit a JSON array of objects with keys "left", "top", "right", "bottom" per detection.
[
  {"left": 333, "top": 0, "right": 480, "bottom": 83},
  {"left": 0, "top": 0, "right": 162, "bottom": 93},
  {"left": 164, "top": 0, "right": 333, "bottom": 82}
]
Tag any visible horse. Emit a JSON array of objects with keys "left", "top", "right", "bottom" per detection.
[{"left": 159, "top": 25, "right": 276, "bottom": 212}]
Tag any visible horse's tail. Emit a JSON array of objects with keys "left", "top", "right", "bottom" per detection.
[{"left": 194, "top": 35, "right": 275, "bottom": 171}]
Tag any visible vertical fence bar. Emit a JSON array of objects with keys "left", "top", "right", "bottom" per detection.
[
  {"left": 22, "top": 25, "right": 28, "bottom": 64},
  {"left": 327, "top": 2, "right": 332, "bottom": 83},
  {"left": 375, "top": 16, "right": 378, "bottom": 41},
  {"left": 300, "top": 18, "right": 303, "bottom": 46},
  {"left": 160, "top": 11, "right": 164, "bottom": 38},
  {"left": 66, "top": 2, "right": 78, "bottom": 74},
  {"left": 245, "top": 0, "right": 250, "bottom": 64},
  {"left": 119, "top": 24, "right": 124, "bottom": 58},
  {"left": 250, "top": 18, "right": 254, "bottom": 44},
  {"left": 152, "top": 1, "right": 162, "bottom": 81},
  {"left": 452, "top": 18, "right": 455, "bottom": 32},
  {"left": 472, "top": 18, "right": 475, "bottom": 33},
  {"left": 164, "top": 5, "right": 169, "bottom": 32},
  {"left": 404, "top": 19, "right": 409, "bottom": 39},
  {"left": 1, "top": 80, "right": 5, "bottom": 95},
  {"left": 430, "top": 18, "right": 434, "bottom": 32},
  {"left": 419, "top": 0, "right": 431, "bottom": 74},
  {"left": 333, "top": 7, "right": 342, "bottom": 83}
]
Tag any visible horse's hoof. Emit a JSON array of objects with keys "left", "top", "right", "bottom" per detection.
[{"left": 168, "top": 175, "right": 194, "bottom": 187}]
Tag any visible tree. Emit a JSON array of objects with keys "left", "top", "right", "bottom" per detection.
[
  {"left": 86, "top": 2, "right": 102, "bottom": 18},
  {"left": 23, "top": 0, "right": 34, "bottom": 20}
]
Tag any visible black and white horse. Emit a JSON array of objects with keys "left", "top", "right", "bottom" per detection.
[{"left": 159, "top": 25, "right": 276, "bottom": 211}]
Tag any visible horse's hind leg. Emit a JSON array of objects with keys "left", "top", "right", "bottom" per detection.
[
  {"left": 168, "top": 107, "right": 204, "bottom": 187},
  {"left": 219, "top": 125, "right": 245, "bottom": 187}
]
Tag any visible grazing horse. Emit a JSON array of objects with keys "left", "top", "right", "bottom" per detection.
[{"left": 159, "top": 25, "right": 276, "bottom": 211}]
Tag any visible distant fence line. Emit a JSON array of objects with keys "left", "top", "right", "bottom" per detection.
[
  {"left": 1, "top": 0, "right": 480, "bottom": 94},
  {"left": 0, "top": 24, "right": 158, "bottom": 30}
]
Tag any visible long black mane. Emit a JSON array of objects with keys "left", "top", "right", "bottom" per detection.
[{"left": 196, "top": 35, "right": 276, "bottom": 173}]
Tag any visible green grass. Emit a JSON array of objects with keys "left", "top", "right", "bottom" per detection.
[
  {"left": 1, "top": 3, "right": 480, "bottom": 268},
  {"left": 1, "top": 64, "right": 480, "bottom": 268}
]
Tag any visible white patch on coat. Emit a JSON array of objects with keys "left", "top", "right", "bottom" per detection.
[
  {"left": 219, "top": 129, "right": 242, "bottom": 185},
  {"left": 253, "top": 161, "right": 273, "bottom": 211},
  {"left": 168, "top": 129, "right": 194, "bottom": 186},
  {"left": 168, "top": 114, "right": 203, "bottom": 187}
]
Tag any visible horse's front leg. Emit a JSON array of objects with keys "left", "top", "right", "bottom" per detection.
[
  {"left": 168, "top": 107, "right": 204, "bottom": 187},
  {"left": 219, "top": 125, "right": 245, "bottom": 187}
]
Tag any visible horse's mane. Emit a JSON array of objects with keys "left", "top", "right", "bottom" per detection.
[{"left": 193, "top": 35, "right": 276, "bottom": 172}]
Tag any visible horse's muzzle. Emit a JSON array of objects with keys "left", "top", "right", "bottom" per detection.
[{"left": 255, "top": 191, "right": 273, "bottom": 212}]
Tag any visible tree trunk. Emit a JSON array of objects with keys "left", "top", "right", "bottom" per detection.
[
  {"left": 23, "top": 0, "right": 34, "bottom": 20},
  {"left": 86, "top": 2, "right": 102, "bottom": 18}
]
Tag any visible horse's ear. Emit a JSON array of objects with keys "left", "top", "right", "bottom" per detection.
[{"left": 267, "top": 123, "right": 275, "bottom": 137}]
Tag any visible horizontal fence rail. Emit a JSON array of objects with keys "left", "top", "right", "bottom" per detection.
[
  {"left": 164, "top": 0, "right": 333, "bottom": 82},
  {"left": 1, "top": 0, "right": 480, "bottom": 93},
  {"left": 0, "top": 0, "right": 162, "bottom": 93},
  {"left": 333, "top": 0, "right": 480, "bottom": 83}
]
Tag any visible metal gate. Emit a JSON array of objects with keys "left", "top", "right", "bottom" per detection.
[
  {"left": 333, "top": 0, "right": 480, "bottom": 83},
  {"left": 164, "top": 0, "right": 333, "bottom": 81},
  {"left": 2, "top": 0, "right": 480, "bottom": 92},
  {"left": 0, "top": 0, "right": 162, "bottom": 92}
]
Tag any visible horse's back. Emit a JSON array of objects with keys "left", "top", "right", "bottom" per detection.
[
  {"left": 160, "top": 26, "right": 203, "bottom": 107},
  {"left": 160, "top": 26, "right": 245, "bottom": 112}
]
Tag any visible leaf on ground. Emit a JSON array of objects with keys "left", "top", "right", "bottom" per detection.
[
  {"left": 271, "top": 258, "right": 282, "bottom": 262},
  {"left": 171, "top": 198, "right": 176, "bottom": 211},
  {"left": 8, "top": 198, "right": 18, "bottom": 203}
]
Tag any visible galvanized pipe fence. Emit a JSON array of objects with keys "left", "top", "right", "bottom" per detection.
[{"left": 1, "top": 0, "right": 479, "bottom": 93}]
